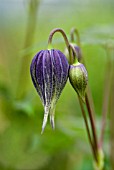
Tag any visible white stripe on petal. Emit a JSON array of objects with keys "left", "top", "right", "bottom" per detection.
[{"left": 41, "top": 106, "right": 49, "bottom": 134}]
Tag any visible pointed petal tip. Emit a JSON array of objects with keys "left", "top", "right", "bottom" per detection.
[
  {"left": 41, "top": 128, "right": 44, "bottom": 135},
  {"left": 41, "top": 124, "right": 45, "bottom": 135},
  {"left": 50, "top": 115, "right": 55, "bottom": 130},
  {"left": 41, "top": 109, "right": 49, "bottom": 135}
]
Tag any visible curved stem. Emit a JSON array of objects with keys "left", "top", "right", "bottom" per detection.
[
  {"left": 71, "top": 28, "right": 96, "bottom": 121},
  {"left": 48, "top": 28, "right": 70, "bottom": 52},
  {"left": 69, "top": 43, "right": 78, "bottom": 64},
  {"left": 85, "top": 93, "right": 98, "bottom": 155},
  {"left": 70, "top": 27, "right": 81, "bottom": 47},
  {"left": 48, "top": 28, "right": 79, "bottom": 65},
  {"left": 78, "top": 96, "right": 98, "bottom": 162}
]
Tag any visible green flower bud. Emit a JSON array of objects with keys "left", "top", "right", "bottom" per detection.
[{"left": 69, "top": 62, "right": 88, "bottom": 102}]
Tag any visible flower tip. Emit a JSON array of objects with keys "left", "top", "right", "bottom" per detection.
[
  {"left": 41, "top": 108, "right": 49, "bottom": 134},
  {"left": 50, "top": 115, "right": 55, "bottom": 130},
  {"left": 41, "top": 129, "right": 44, "bottom": 135},
  {"left": 41, "top": 120, "right": 47, "bottom": 134},
  {"left": 41, "top": 124, "right": 46, "bottom": 135}
]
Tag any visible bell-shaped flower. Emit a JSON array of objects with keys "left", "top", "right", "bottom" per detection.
[{"left": 30, "top": 49, "right": 69, "bottom": 133}]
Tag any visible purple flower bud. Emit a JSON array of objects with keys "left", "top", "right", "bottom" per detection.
[
  {"left": 30, "top": 49, "right": 69, "bottom": 133},
  {"left": 64, "top": 43, "right": 82, "bottom": 64},
  {"left": 74, "top": 45, "right": 82, "bottom": 62},
  {"left": 69, "top": 63, "right": 88, "bottom": 102}
]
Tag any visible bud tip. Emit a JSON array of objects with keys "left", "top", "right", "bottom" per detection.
[
  {"left": 41, "top": 108, "right": 49, "bottom": 134},
  {"left": 50, "top": 115, "right": 55, "bottom": 130}
]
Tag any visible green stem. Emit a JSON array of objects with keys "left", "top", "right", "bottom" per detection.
[
  {"left": 78, "top": 96, "right": 98, "bottom": 162},
  {"left": 82, "top": 59, "right": 96, "bottom": 119},
  {"left": 48, "top": 28, "right": 79, "bottom": 65},
  {"left": 85, "top": 93, "right": 98, "bottom": 158},
  {"left": 99, "top": 47, "right": 112, "bottom": 148},
  {"left": 70, "top": 27, "right": 81, "bottom": 47},
  {"left": 16, "top": 0, "right": 39, "bottom": 99},
  {"left": 70, "top": 28, "right": 96, "bottom": 118},
  {"left": 48, "top": 28, "right": 70, "bottom": 52},
  {"left": 70, "top": 27, "right": 99, "bottom": 163},
  {"left": 69, "top": 43, "right": 78, "bottom": 64}
]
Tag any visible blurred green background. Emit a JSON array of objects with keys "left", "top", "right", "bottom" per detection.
[{"left": 0, "top": 0, "right": 114, "bottom": 169}]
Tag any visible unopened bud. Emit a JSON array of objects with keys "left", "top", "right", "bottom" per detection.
[
  {"left": 30, "top": 49, "right": 69, "bottom": 133},
  {"left": 69, "top": 62, "right": 88, "bottom": 102}
]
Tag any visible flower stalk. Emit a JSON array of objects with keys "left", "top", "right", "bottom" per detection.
[
  {"left": 70, "top": 27, "right": 81, "bottom": 47},
  {"left": 48, "top": 28, "right": 70, "bottom": 52},
  {"left": 85, "top": 93, "right": 98, "bottom": 152},
  {"left": 48, "top": 28, "right": 79, "bottom": 65},
  {"left": 99, "top": 45, "right": 112, "bottom": 148},
  {"left": 29, "top": 27, "right": 110, "bottom": 170},
  {"left": 78, "top": 96, "right": 98, "bottom": 162},
  {"left": 70, "top": 27, "right": 96, "bottom": 114},
  {"left": 68, "top": 28, "right": 100, "bottom": 165},
  {"left": 69, "top": 27, "right": 106, "bottom": 168}
]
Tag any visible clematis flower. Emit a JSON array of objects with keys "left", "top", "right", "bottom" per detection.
[
  {"left": 30, "top": 49, "right": 69, "bottom": 133},
  {"left": 69, "top": 62, "right": 88, "bottom": 102}
]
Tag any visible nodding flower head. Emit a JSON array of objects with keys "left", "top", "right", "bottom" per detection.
[
  {"left": 69, "top": 62, "right": 88, "bottom": 102},
  {"left": 30, "top": 49, "right": 69, "bottom": 133},
  {"left": 73, "top": 44, "right": 82, "bottom": 62},
  {"left": 65, "top": 43, "right": 82, "bottom": 64}
]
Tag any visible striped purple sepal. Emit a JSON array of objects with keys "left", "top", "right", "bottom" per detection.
[{"left": 30, "top": 49, "right": 69, "bottom": 133}]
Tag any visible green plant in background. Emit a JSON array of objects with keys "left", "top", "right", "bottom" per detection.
[{"left": 29, "top": 27, "right": 111, "bottom": 170}]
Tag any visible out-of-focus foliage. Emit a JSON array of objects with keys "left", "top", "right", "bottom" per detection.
[{"left": 0, "top": 0, "right": 113, "bottom": 169}]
